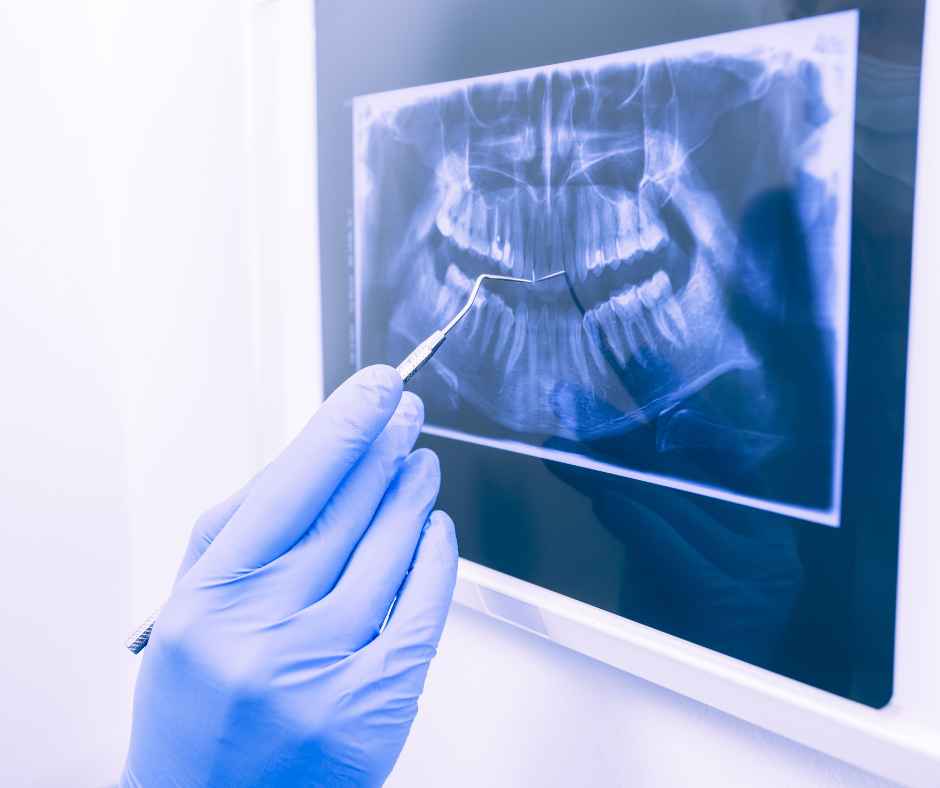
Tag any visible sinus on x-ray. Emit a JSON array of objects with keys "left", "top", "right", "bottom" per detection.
[{"left": 353, "top": 13, "right": 857, "bottom": 526}]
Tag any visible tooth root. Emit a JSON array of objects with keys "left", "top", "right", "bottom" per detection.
[
  {"left": 490, "top": 204, "right": 505, "bottom": 264},
  {"left": 535, "top": 307, "right": 553, "bottom": 381},
  {"left": 620, "top": 288, "right": 656, "bottom": 350},
  {"left": 636, "top": 314, "right": 656, "bottom": 348},
  {"left": 434, "top": 286, "right": 456, "bottom": 323},
  {"left": 582, "top": 312, "right": 609, "bottom": 375},
  {"left": 491, "top": 236, "right": 503, "bottom": 262},
  {"left": 651, "top": 308, "right": 680, "bottom": 347},
  {"left": 550, "top": 307, "right": 563, "bottom": 382},
  {"left": 453, "top": 192, "right": 472, "bottom": 250},
  {"left": 622, "top": 321, "right": 646, "bottom": 366},
  {"left": 435, "top": 183, "right": 461, "bottom": 238},
  {"left": 589, "top": 191, "right": 602, "bottom": 275},
  {"left": 612, "top": 288, "right": 646, "bottom": 365},
  {"left": 616, "top": 236, "right": 629, "bottom": 260},
  {"left": 551, "top": 212, "right": 565, "bottom": 279},
  {"left": 525, "top": 207, "right": 541, "bottom": 280},
  {"left": 505, "top": 302, "right": 528, "bottom": 376},
  {"left": 492, "top": 304, "right": 515, "bottom": 361},
  {"left": 501, "top": 205, "right": 513, "bottom": 268},
  {"left": 561, "top": 194, "right": 577, "bottom": 281},
  {"left": 616, "top": 197, "right": 640, "bottom": 263},
  {"left": 569, "top": 309, "right": 593, "bottom": 385},
  {"left": 602, "top": 201, "right": 619, "bottom": 264},
  {"left": 471, "top": 194, "right": 489, "bottom": 256},
  {"left": 595, "top": 302, "right": 628, "bottom": 367},
  {"left": 638, "top": 200, "right": 666, "bottom": 253},
  {"left": 638, "top": 279, "right": 659, "bottom": 310},
  {"left": 605, "top": 237, "right": 618, "bottom": 267},
  {"left": 663, "top": 296, "right": 689, "bottom": 344},
  {"left": 574, "top": 191, "right": 589, "bottom": 283},
  {"left": 465, "top": 295, "right": 487, "bottom": 342},
  {"left": 479, "top": 297, "right": 503, "bottom": 351},
  {"left": 643, "top": 223, "right": 665, "bottom": 253},
  {"left": 511, "top": 199, "right": 526, "bottom": 279}
]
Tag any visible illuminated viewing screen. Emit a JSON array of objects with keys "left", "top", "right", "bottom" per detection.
[
  {"left": 316, "top": 0, "right": 927, "bottom": 708},
  {"left": 353, "top": 16, "right": 855, "bottom": 526}
]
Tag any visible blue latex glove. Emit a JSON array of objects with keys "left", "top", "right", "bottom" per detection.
[{"left": 122, "top": 365, "right": 458, "bottom": 788}]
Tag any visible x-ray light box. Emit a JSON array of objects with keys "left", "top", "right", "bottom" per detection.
[{"left": 309, "top": 0, "right": 939, "bottom": 783}]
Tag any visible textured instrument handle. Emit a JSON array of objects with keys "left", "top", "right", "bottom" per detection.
[
  {"left": 396, "top": 330, "right": 446, "bottom": 384},
  {"left": 125, "top": 606, "right": 162, "bottom": 654}
]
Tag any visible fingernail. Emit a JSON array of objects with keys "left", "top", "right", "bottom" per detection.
[
  {"left": 430, "top": 511, "right": 458, "bottom": 564},
  {"left": 358, "top": 364, "right": 403, "bottom": 398},
  {"left": 408, "top": 448, "right": 440, "bottom": 478},
  {"left": 398, "top": 391, "right": 424, "bottom": 425}
]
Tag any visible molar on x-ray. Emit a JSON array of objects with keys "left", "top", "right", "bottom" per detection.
[{"left": 353, "top": 13, "right": 857, "bottom": 524}]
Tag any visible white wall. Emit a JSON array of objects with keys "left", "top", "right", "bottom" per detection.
[
  {"left": 0, "top": 0, "right": 923, "bottom": 785},
  {"left": 0, "top": 1, "right": 267, "bottom": 783},
  {"left": 0, "top": 4, "right": 132, "bottom": 784}
]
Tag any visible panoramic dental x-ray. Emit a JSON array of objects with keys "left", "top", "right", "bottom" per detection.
[{"left": 354, "top": 15, "right": 855, "bottom": 525}]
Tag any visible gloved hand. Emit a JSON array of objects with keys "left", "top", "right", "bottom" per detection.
[{"left": 121, "top": 365, "right": 458, "bottom": 788}]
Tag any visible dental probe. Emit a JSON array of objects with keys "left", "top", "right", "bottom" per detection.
[
  {"left": 124, "top": 271, "right": 566, "bottom": 655},
  {"left": 395, "top": 270, "right": 566, "bottom": 384}
]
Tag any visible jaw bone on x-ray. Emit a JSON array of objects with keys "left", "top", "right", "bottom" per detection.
[{"left": 354, "top": 13, "right": 856, "bottom": 524}]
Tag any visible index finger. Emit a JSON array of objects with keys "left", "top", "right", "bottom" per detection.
[{"left": 201, "top": 365, "right": 403, "bottom": 573}]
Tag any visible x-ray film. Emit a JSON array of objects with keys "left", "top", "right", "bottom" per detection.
[{"left": 353, "top": 13, "right": 857, "bottom": 526}]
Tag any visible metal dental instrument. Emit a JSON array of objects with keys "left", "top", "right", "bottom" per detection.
[
  {"left": 395, "top": 270, "right": 566, "bottom": 383},
  {"left": 124, "top": 270, "right": 566, "bottom": 655}
]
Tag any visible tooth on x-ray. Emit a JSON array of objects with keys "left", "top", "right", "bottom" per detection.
[{"left": 355, "top": 12, "right": 855, "bottom": 518}]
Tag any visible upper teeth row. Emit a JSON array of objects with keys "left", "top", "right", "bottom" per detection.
[{"left": 434, "top": 183, "right": 668, "bottom": 283}]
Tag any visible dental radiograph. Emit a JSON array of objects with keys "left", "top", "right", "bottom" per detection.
[{"left": 354, "top": 15, "right": 856, "bottom": 521}]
